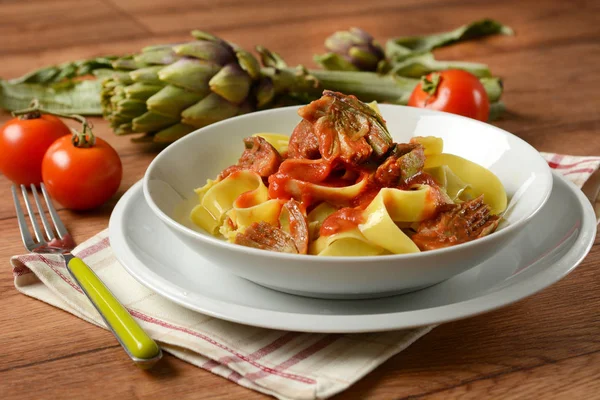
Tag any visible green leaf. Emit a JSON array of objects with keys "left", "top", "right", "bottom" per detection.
[
  {"left": 9, "top": 57, "right": 117, "bottom": 84},
  {"left": 386, "top": 19, "right": 513, "bottom": 60},
  {"left": 389, "top": 52, "right": 492, "bottom": 78},
  {"left": 0, "top": 79, "right": 103, "bottom": 115}
]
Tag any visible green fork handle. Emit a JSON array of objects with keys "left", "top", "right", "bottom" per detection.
[{"left": 66, "top": 257, "right": 162, "bottom": 368}]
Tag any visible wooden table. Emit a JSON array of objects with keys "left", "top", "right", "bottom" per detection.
[{"left": 1, "top": 0, "right": 599, "bottom": 398}]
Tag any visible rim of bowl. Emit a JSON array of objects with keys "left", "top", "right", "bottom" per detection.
[{"left": 143, "top": 105, "right": 553, "bottom": 263}]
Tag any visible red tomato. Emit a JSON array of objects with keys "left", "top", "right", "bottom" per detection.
[
  {"left": 42, "top": 136, "right": 123, "bottom": 210},
  {"left": 408, "top": 69, "right": 490, "bottom": 122},
  {"left": 0, "top": 115, "right": 71, "bottom": 185}
]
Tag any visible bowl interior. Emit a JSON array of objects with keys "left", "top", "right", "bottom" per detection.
[{"left": 144, "top": 105, "right": 552, "bottom": 243}]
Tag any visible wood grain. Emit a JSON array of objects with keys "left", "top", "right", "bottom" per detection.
[
  {"left": 0, "top": 0, "right": 599, "bottom": 399},
  {"left": 422, "top": 352, "right": 600, "bottom": 399}
]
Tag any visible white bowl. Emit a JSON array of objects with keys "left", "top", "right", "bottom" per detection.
[{"left": 143, "top": 105, "right": 553, "bottom": 299}]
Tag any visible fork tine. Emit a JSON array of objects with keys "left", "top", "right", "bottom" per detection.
[
  {"left": 11, "top": 185, "right": 35, "bottom": 249},
  {"left": 20, "top": 185, "right": 46, "bottom": 244},
  {"left": 40, "top": 183, "right": 69, "bottom": 239},
  {"left": 31, "top": 184, "right": 56, "bottom": 241}
]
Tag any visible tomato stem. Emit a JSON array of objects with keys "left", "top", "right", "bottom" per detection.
[
  {"left": 420, "top": 73, "right": 441, "bottom": 96},
  {"left": 12, "top": 99, "right": 96, "bottom": 148}
]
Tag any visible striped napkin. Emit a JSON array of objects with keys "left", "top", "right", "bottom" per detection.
[{"left": 10, "top": 153, "right": 600, "bottom": 400}]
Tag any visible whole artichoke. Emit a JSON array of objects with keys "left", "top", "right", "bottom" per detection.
[
  {"left": 313, "top": 28, "right": 385, "bottom": 72},
  {"left": 101, "top": 31, "right": 262, "bottom": 143}
]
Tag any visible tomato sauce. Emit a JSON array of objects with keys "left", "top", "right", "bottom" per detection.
[
  {"left": 278, "top": 159, "right": 331, "bottom": 183},
  {"left": 265, "top": 147, "right": 448, "bottom": 237},
  {"left": 320, "top": 207, "right": 365, "bottom": 236},
  {"left": 235, "top": 190, "right": 257, "bottom": 208},
  {"left": 349, "top": 178, "right": 379, "bottom": 208},
  {"left": 268, "top": 173, "right": 293, "bottom": 200},
  {"left": 397, "top": 171, "right": 439, "bottom": 189}
]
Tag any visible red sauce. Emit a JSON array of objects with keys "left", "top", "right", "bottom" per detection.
[
  {"left": 220, "top": 169, "right": 262, "bottom": 208},
  {"left": 320, "top": 207, "right": 365, "bottom": 236},
  {"left": 218, "top": 165, "right": 242, "bottom": 180},
  {"left": 278, "top": 159, "right": 331, "bottom": 183},
  {"left": 268, "top": 167, "right": 369, "bottom": 208},
  {"left": 266, "top": 156, "right": 448, "bottom": 236},
  {"left": 268, "top": 172, "right": 293, "bottom": 201},
  {"left": 226, "top": 217, "right": 236, "bottom": 230},
  {"left": 235, "top": 190, "right": 257, "bottom": 208},
  {"left": 398, "top": 171, "right": 439, "bottom": 190},
  {"left": 422, "top": 183, "right": 453, "bottom": 220},
  {"left": 350, "top": 177, "right": 379, "bottom": 208},
  {"left": 317, "top": 171, "right": 447, "bottom": 236}
]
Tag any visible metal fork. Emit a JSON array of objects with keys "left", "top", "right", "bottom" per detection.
[{"left": 12, "top": 183, "right": 162, "bottom": 368}]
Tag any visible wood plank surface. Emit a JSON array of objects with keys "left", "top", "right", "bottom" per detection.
[{"left": 1, "top": 0, "right": 599, "bottom": 399}]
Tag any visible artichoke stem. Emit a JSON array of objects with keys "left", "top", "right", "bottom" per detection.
[{"left": 264, "top": 67, "right": 502, "bottom": 105}]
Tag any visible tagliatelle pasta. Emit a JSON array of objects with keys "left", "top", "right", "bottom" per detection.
[
  {"left": 189, "top": 91, "right": 507, "bottom": 256},
  {"left": 425, "top": 165, "right": 472, "bottom": 202},
  {"left": 358, "top": 192, "right": 421, "bottom": 254},
  {"left": 252, "top": 133, "right": 290, "bottom": 155},
  {"left": 191, "top": 170, "right": 269, "bottom": 234},
  {"left": 424, "top": 153, "right": 507, "bottom": 214},
  {"left": 310, "top": 227, "right": 387, "bottom": 256},
  {"left": 411, "top": 135, "right": 444, "bottom": 156},
  {"left": 221, "top": 199, "right": 284, "bottom": 240}
]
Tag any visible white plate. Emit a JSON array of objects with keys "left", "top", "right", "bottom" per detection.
[{"left": 109, "top": 172, "right": 596, "bottom": 333}]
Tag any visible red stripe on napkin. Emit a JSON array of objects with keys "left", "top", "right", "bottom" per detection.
[
  {"left": 213, "top": 332, "right": 302, "bottom": 369},
  {"left": 76, "top": 237, "right": 110, "bottom": 259},
  {"left": 127, "top": 309, "right": 316, "bottom": 384},
  {"left": 39, "top": 254, "right": 84, "bottom": 294},
  {"left": 244, "top": 335, "right": 341, "bottom": 382},
  {"left": 548, "top": 159, "right": 600, "bottom": 169},
  {"left": 564, "top": 167, "right": 597, "bottom": 176}
]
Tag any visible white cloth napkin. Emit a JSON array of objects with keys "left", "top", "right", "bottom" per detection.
[{"left": 10, "top": 153, "right": 600, "bottom": 400}]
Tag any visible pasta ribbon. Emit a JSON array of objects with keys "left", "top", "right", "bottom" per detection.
[
  {"left": 358, "top": 190, "right": 422, "bottom": 254},
  {"left": 411, "top": 136, "right": 443, "bottom": 156},
  {"left": 222, "top": 199, "right": 284, "bottom": 241},
  {"left": 278, "top": 174, "right": 370, "bottom": 207},
  {"left": 310, "top": 228, "right": 386, "bottom": 256},
  {"left": 371, "top": 185, "right": 443, "bottom": 222},
  {"left": 425, "top": 153, "right": 507, "bottom": 214},
  {"left": 426, "top": 165, "right": 473, "bottom": 201},
  {"left": 307, "top": 202, "right": 338, "bottom": 239},
  {"left": 191, "top": 170, "right": 267, "bottom": 234},
  {"left": 252, "top": 133, "right": 290, "bottom": 155}
]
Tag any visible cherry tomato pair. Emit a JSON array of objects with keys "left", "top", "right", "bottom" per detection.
[{"left": 0, "top": 110, "right": 122, "bottom": 210}]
